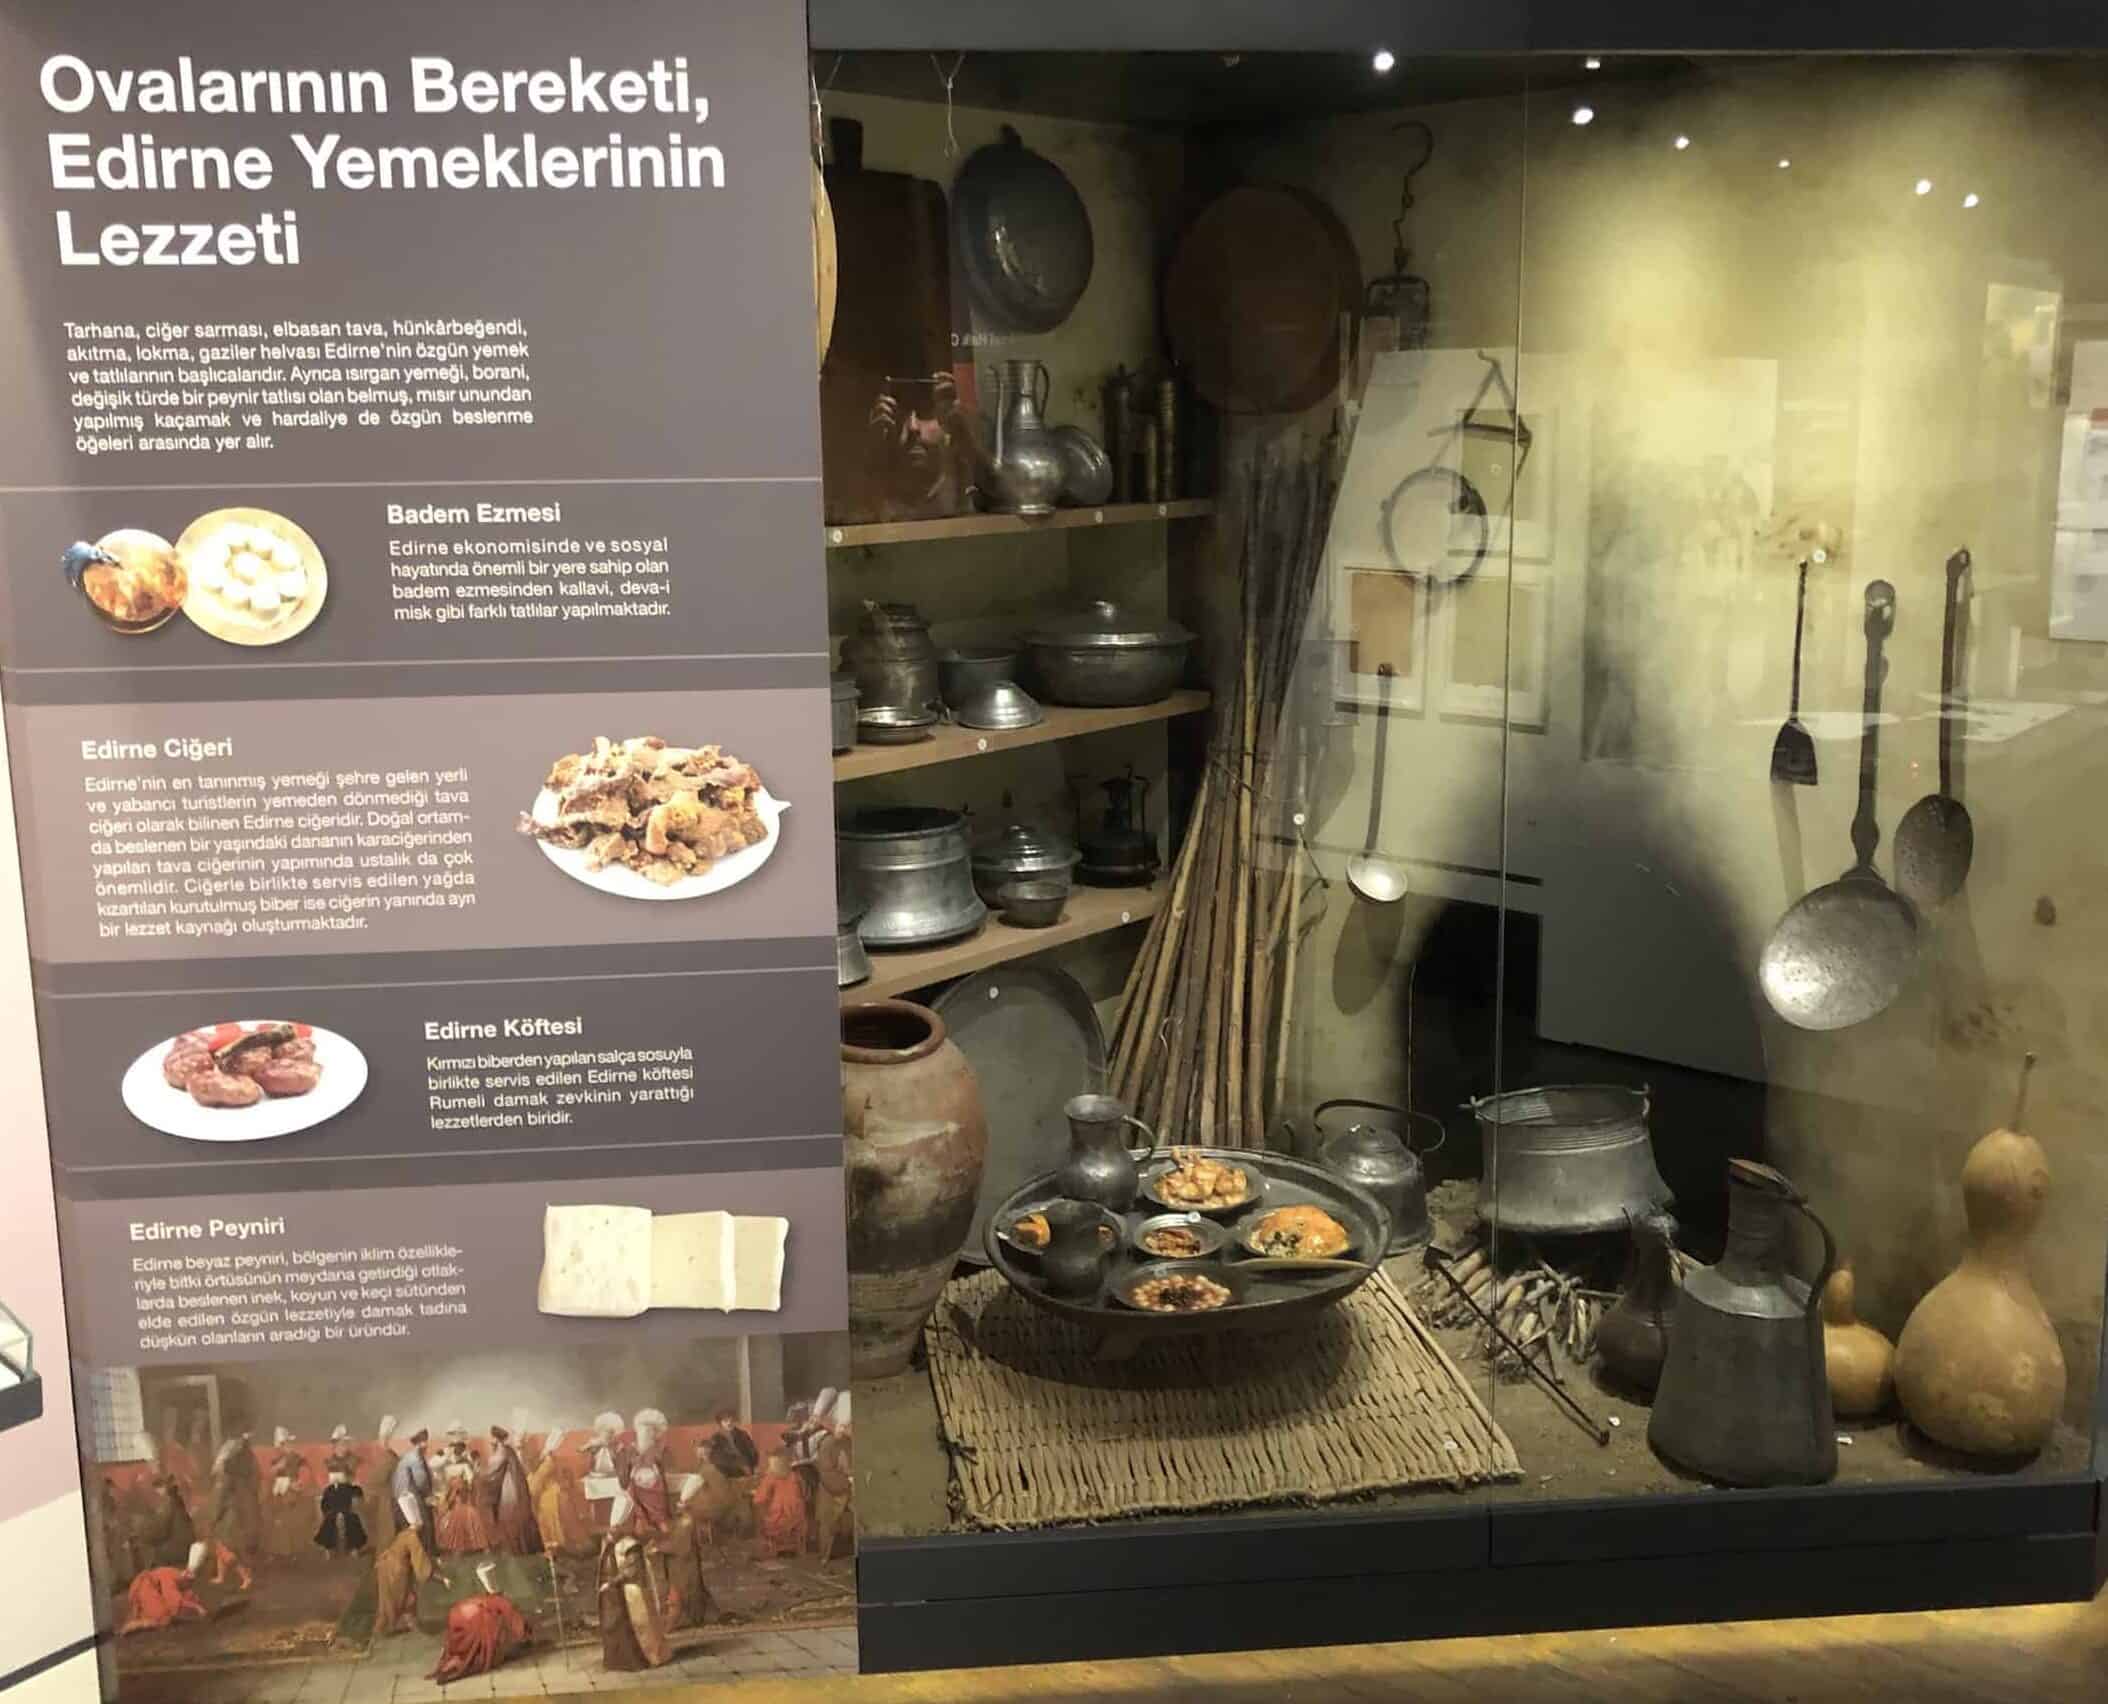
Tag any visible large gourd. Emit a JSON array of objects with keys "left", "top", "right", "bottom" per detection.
[{"left": 1893, "top": 1055, "right": 2065, "bottom": 1457}]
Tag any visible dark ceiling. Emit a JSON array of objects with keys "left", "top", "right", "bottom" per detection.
[{"left": 816, "top": 50, "right": 1697, "bottom": 130}]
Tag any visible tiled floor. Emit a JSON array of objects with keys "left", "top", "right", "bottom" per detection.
[{"left": 118, "top": 1625, "right": 856, "bottom": 1702}]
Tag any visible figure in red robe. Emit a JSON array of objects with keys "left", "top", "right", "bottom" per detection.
[
  {"left": 752, "top": 1448, "right": 807, "bottom": 1559},
  {"left": 119, "top": 1545, "right": 209, "bottom": 1634},
  {"left": 429, "top": 1560, "right": 533, "bottom": 1682}
]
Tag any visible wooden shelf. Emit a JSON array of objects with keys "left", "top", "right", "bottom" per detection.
[
  {"left": 826, "top": 498, "right": 1214, "bottom": 549},
  {"left": 848, "top": 883, "right": 1162, "bottom": 1002},
  {"left": 835, "top": 690, "right": 1210, "bottom": 782}
]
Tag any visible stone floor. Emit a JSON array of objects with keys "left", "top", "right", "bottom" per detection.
[{"left": 112, "top": 1624, "right": 856, "bottom": 1702}]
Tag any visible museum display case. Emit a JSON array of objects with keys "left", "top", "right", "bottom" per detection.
[{"left": 812, "top": 0, "right": 2108, "bottom": 1673}]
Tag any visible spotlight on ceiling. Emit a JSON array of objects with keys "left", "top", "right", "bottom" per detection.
[
  {"left": 1674, "top": 135, "right": 1691, "bottom": 151},
  {"left": 1778, "top": 158, "right": 1792, "bottom": 170},
  {"left": 1572, "top": 105, "right": 1595, "bottom": 127},
  {"left": 1585, "top": 57, "right": 1602, "bottom": 70},
  {"left": 1372, "top": 48, "right": 1396, "bottom": 74},
  {"left": 1914, "top": 178, "right": 1934, "bottom": 196},
  {"left": 1963, "top": 192, "right": 1981, "bottom": 208}
]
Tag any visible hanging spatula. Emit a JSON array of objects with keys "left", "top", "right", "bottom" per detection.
[{"left": 1770, "top": 557, "right": 1819, "bottom": 786}]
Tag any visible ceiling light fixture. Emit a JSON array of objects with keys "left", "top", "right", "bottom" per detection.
[
  {"left": 1674, "top": 135, "right": 1691, "bottom": 151},
  {"left": 1963, "top": 192, "right": 1981, "bottom": 208},
  {"left": 1585, "top": 57, "right": 1602, "bottom": 70},
  {"left": 1572, "top": 105, "right": 1595, "bottom": 126},
  {"left": 1915, "top": 178, "right": 1934, "bottom": 196},
  {"left": 1372, "top": 48, "right": 1396, "bottom": 74},
  {"left": 1778, "top": 158, "right": 1791, "bottom": 170}
]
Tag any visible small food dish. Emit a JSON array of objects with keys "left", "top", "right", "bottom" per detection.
[
  {"left": 175, "top": 507, "right": 327, "bottom": 646},
  {"left": 1142, "top": 1147, "right": 1263, "bottom": 1216},
  {"left": 998, "top": 878, "right": 1068, "bottom": 929},
  {"left": 1129, "top": 1212, "right": 1229, "bottom": 1261},
  {"left": 521, "top": 735, "right": 786, "bottom": 901},
  {"left": 1115, "top": 1262, "right": 1246, "bottom": 1313},
  {"left": 122, "top": 1022, "right": 368, "bottom": 1143},
  {"left": 995, "top": 1210, "right": 1114, "bottom": 1260},
  {"left": 1240, "top": 1203, "right": 1353, "bottom": 1260},
  {"left": 65, "top": 531, "right": 187, "bottom": 633},
  {"left": 857, "top": 705, "right": 940, "bottom": 745}
]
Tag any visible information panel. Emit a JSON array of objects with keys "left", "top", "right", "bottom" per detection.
[{"left": 0, "top": 2, "right": 850, "bottom": 1692}]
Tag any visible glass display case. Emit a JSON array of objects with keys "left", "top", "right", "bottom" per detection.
[
  {"left": 0, "top": 1298, "right": 40, "bottom": 1432},
  {"left": 815, "top": 1, "right": 2108, "bottom": 1672}
]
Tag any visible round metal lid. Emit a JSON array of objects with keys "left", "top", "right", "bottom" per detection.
[
  {"left": 952, "top": 126, "right": 1094, "bottom": 336},
  {"left": 839, "top": 804, "right": 967, "bottom": 842},
  {"left": 971, "top": 821, "right": 1079, "bottom": 876},
  {"left": 1024, "top": 599, "right": 1194, "bottom": 651}
]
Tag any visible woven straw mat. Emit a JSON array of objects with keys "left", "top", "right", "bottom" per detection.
[{"left": 925, "top": 1267, "right": 1521, "bottom": 1528}]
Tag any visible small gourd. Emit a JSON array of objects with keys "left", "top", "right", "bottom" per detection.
[
  {"left": 1820, "top": 1265, "right": 1895, "bottom": 1418},
  {"left": 1894, "top": 1054, "right": 2066, "bottom": 1457}
]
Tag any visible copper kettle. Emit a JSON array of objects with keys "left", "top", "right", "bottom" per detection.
[{"left": 1649, "top": 1159, "right": 1838, "bottom": 1486}]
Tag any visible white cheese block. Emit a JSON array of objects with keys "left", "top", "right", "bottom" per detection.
[
  {"left": 730, "top": 1214, "right": 789, "bottom": 1313},
  {"left": 649, "top": 1210, "right": 731, "bottom": 1311},
  {"left": 537, "top": 1203, "right": 652, "bottom": 1318}
]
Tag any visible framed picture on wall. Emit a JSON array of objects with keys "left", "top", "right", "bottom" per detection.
[
  {"left": 1436, "top": 564, "right": 1550, "bottom": 730},
  {"left": 1336, "top": 562, "right": 1429, "bottom": 711}
]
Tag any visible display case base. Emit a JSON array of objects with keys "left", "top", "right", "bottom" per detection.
[{"left": 859, "top": 1478, "right": 2102, "bottom": 1672}]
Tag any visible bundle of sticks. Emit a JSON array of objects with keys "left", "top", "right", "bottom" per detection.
[
  {"left": 1416, "top": 1240, "right": 1696, "bottom": 1377},
  {"left": 1107, "top": 446, "right": 1340, "bottom": 1149}
]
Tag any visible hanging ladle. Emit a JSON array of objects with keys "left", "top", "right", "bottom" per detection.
[
  {"left": 1347, "top": 662, "right": 1409, "bottom": 904},
  {"left": 1759, "top": 580, "right": 1920, "bottom": 1030},
  {"left": 1894, "top": 548, "right": 1975, "bottom": 911}
]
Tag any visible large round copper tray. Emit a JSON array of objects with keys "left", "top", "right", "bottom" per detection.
[{"left": 982, "top": 1147, "right": 1390, "bottom": 1343}]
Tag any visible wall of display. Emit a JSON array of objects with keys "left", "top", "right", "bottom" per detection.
[{"left": 0, "top": 0, "right": 848, "bottom": 1695}]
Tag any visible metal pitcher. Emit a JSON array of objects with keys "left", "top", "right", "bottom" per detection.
[
  {"left": 987, "top": 359, "right": 1064, "bottom": 515},
  {"left": 1055, "top": 1092, "right": 1159, "bottom": 1211},
  {"left": 1649, "top": 1159, "right": 1839, "bottom": 1487},
  {"left": 1040, "top": 1199, "right": 1115, "bottom": 1299}
]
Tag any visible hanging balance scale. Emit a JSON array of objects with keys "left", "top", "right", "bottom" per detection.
[
  {"left": 1378, "top": 350, "right": 1533, "bottom": 588},
  {"left": 1356, "top": 121, "right": 1435, "bottom": 387}
]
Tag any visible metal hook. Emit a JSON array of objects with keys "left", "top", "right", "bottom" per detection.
[
  {"left": 931, "top": 52, "right": 967, "bottom": 158},
  {"left": 1389, "top": 120, "right": 1435, "bottom": 259}
]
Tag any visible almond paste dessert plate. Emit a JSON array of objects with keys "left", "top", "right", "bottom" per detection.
[{"left": 175, "top": 506, "right": 329, "bottom": 646}]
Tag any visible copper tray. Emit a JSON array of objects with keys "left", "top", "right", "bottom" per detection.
[{"left": 982, "top": 1148, "right": 1390, "bottom": 1348}]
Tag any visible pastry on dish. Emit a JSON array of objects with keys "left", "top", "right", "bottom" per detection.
[
  {"left": 1011, "top": 1211, "right": 1051, "bottom": 1250},
  {"left": 1244, "top": 1204, "right": 1350, "bottom": 1259},
  {"left": 1141, "top": 1224, "right": 1206, "bottom": 1259},
  {"left": 1153, "top": 1148, "right": 1254, "bottom": 1211}
]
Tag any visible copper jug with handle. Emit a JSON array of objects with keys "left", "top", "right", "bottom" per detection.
[{"left": 1649, "top": 1159, "right": 1839, "bottom": 1486}]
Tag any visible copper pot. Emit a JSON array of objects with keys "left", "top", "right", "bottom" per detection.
[{"left": 842, "top": 1000, "right": 989, "bottom": 1378}]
